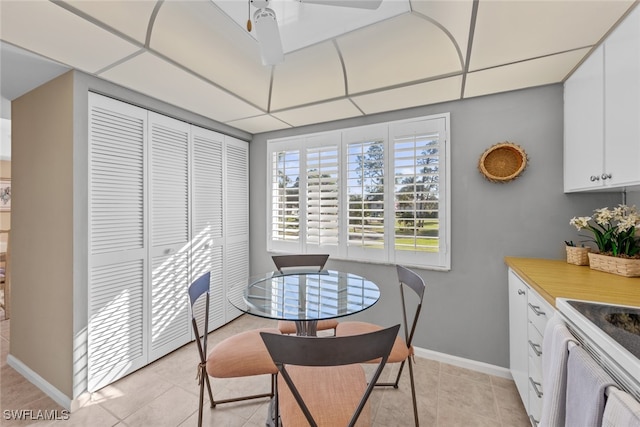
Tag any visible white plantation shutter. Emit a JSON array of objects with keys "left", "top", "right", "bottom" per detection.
[
  {"left": 267, "top": 114, "right": 450, "bottom": 270},
  {"left": 346, "top": 139, "right": 385, "bottom": 250},
  {"left": 148, "top": 113, "right": 191, "bottom": 361},
  {"left": 393, "top": 132, "right": 440, "bottom": 251},
  {"left": 271, "top": 149, "right": 300, "bottom": 246},
  {"left": 192, "top": 126, "right": 225, "bottom": 330},
  {"left": 391, "top": 117, "right": 449, "bottom": 268},
  {"left": 88, "top": 93, "right": 148, "bottom": 391},
  {"left": 225, "top": 137, "right": 249, "bottom": 321},
  {"left": 306, "top": 146, "right": 339, "bottom": 248}
]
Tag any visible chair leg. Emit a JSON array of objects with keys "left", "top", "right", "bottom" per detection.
[
  {"left": 204, "top": 373, "right": 215, "bottom": 408},
  {"left": 198, "top": 366, "right": 206, "bottom": 427},
  {"left": 407, "top": 357, "right": 419, "bottom": 426},
  {"left": 374, "top": 359, "right": 419, "bottom": 426}
]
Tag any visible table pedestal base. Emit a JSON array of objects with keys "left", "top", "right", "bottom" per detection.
[{"left": 294, "top": 320, "right": 318, "bottom": 336}]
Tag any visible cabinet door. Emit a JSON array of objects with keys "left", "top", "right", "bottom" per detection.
[
  {"left": 564, "top": 45, "right": 604, "bottom": 192},
  {"left": 605, "top": 6, "right": 640, "bottom": 187},
  {"left": 191, "top": 126, "right": 225, "bottom": 331},
  {"left": 508, "top": 270, "right": 529, "bottom": 410},
  {"left": 88, "top": 93, "right": 149, "bottom": 392},
  {"left": 148, "top": 112, "right": 191, "bottom": 362}
]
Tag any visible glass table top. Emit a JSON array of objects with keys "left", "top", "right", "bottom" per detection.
[{"left": 230, "top": 270, "right": 381, "bottom": 322}]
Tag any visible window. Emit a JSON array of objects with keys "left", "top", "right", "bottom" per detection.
[{"left": 267, "top": 114, "right": 450, "bottom": 270}]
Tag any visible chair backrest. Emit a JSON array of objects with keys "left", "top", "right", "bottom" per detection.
[
  {"left": 271, "top": 254, "right": 329, "bottom": 273},
  {"left": 396, "top": 265, "right": 426, "bottom": 349},
  {"left": 261, "top": 324, "right": 400, "bottom": 427},
  {"left": 188, "top": 272, "right": 211, "bottom": 362}
]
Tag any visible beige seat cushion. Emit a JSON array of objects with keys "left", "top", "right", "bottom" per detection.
[
  {"left": 278, "top": 364, "right": 371, "bottom": 426},
  {"left": 336, "top": 321, "right": 411, "bottom": 363},
  {"left": 206, "top": 328, "right": 280, "bottom": 378},
  {"left": 277, "top": 319, "right": 339, "bottom": 335}
]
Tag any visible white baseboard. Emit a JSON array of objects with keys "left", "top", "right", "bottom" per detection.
[
  {"left": 7, "top": 354, "right": 72, "bottom": 410},
  {"left": 414, "top": 346, "right": 513, "bottom": 379}
]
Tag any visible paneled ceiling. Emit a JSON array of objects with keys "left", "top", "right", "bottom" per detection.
[{"left": 0, "top": 0, "right": 636, "bottom": 135}]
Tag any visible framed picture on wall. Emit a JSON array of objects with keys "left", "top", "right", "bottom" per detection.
[{"left": 0, "top": 179, "right": 10, "bottom": 211}]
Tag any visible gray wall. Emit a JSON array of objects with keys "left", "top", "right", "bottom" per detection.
[{"left": 249, "top": 84, "right": 621, "bottom": 368}]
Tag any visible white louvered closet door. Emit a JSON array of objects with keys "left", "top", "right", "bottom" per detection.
[
  {"left": 225, "top": 136, "right": 249, "bottom": 322},
  {"left": 191, "top": 126, "right": 225, "bottom": 331},
  {"left": 88, "top": 93, "right": 148, "bottom": 392},
  {"left": 191, "top": 126, "right": 226, "bottom": 331},
  {"left": 148, "top": 112, "right": 191, "bottom": 362}
]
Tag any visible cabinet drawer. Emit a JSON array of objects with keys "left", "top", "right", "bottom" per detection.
[
  {"left": 528, "top": 379, "right": 543, "bottom": 427},
  {"left": 529, "top": 354, "right": 542, "bottom": 386},
  {"left": 528, "top": 290, "right": 552, "bottom": 335},
  {"left": 528, "top": 323, "right": 543, "bottom": 379}
]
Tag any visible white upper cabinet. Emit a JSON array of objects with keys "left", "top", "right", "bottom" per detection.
[
  {"left": 604, "top": 7, "right": 640, "bottom": 188},
  {"left": 564, "top": 45, "right": 604, "bottom": 192},
  {"left": 564, "top": 7, "right": 640, "bottom": 192}
]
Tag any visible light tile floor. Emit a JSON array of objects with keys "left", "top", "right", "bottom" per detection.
[{"left": 0, "top": 311, "right": 529, "bottom": 426}]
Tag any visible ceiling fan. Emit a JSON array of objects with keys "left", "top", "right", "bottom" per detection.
[{"left": 248, "top": 0, "right": 384, "bottom": 66}]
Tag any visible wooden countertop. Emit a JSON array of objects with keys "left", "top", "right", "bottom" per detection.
[{"left": 505, "top": 257, "right": 640, "bottom": 308}]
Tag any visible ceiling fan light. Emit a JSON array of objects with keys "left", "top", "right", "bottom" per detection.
[{"left": 254, "top": 8, "right": 284, "bottom": 66}]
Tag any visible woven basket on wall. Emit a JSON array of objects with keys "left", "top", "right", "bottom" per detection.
[
  {"left": 478, "top": 142, "right": 528, "bottom": 183},
  {"left": 588, "top": 252, "right": 640, "bottom": 277},
  {"left": 566, "top": 246, "right": 590, "bottom": 266}
]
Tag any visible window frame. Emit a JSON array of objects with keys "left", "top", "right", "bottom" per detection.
[{"left": 266, "top": 113, "right": 451, "bottom": 271}]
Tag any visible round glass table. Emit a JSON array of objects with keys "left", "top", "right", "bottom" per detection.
[{"left": 230, "top": 270, "right": 381, "bottom": 336}]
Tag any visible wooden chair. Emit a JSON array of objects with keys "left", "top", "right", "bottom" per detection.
[
  {"left": 335, "top": 265, "right": 426, "bottom": 426},
  {"left": 271, "top": 254, "right": 338, "bottom": 335},
  {"left": 188, "top": 272, "right": 280, "bottom": 427},
  {"left": 260, "top": 324, "right": 400, "bottom": 427}
]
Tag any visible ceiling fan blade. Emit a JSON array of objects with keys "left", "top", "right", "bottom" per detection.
[
  {"left": 301, "top": 0, "right": 383, "bottom": 10},
  {"left": 253, "top": 8, "right": 284, "bottom": 66}
]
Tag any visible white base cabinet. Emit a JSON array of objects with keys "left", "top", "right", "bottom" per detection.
[{"left": 508, "top": 269, "right": 555, "bottom": 426}]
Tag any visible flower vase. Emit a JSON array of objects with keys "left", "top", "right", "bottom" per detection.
[{"left": 587, "top": 253, "right": 640, "bottom": 277}]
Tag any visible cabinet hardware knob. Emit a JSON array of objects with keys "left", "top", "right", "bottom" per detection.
[
  {"left": 590, "top": 175, "right": 600, "bottom": 182},
  {"left": 601, "top": 173, "right": 612, "bottom": 180},
  {"left": 518, "top": 289, "right": 525, "bottom": 296},
  {"left": 164, "top": 248, "right": 175, "bottom": 255},
  {"left": 529, "top": 377, "right": 543, "bottom": 398},
  {"left": 528, "top": 303, "right": 546, "bottom": 317}
]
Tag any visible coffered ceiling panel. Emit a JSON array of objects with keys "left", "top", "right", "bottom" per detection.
[
  {"left": 226, "top": 114, "right": 291, "bottom": 134},
  {"left": 271, "top": 41, "right": 345, "bottom": 111},
  {"left": 0, "top": 0, "right": 140, "bottom": 73},
  {"left": 151, "top": 0, "right": 271, "bottom": 111},
  {"left": 272, "top": 99, "right": 362, "bottom": 127},
  {"left": 60, "top": 0, "right": 157, "bottom": 44},
  {"left": 100, "top": 52, "right": 263, "bottom": 123},
  {"left": 410, "top": 0, "right": 473, "bottom": 60},
  {"left": 352, "top": 75, "right": 462, "bottom": 115},
  {"left": 338, "top": 13, "right": 463, "bottom": 94},
  {"left": 470, "top": 0, "right": 634, "bottom": 71},
  {"left": 465, "top": 48, "right": 591, "bottom": 99}
]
